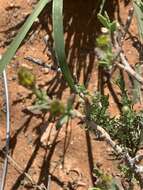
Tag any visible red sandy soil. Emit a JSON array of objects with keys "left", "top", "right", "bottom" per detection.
[{"left": 0, "top": 0, "right": 141, "bottom": 189}]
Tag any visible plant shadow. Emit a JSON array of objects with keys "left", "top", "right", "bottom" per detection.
[
  {"left": 35, "top": 0, "right": 116, "bottom": 98},
  {"left": 6, "top": 0, "right": 129, "bottom": 189}
]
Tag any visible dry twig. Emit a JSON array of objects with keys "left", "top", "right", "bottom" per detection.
[
  {"left": 117, "top": 52, "right": 143, "bottom": 84},
  {"left": 4, "top": 153, "right": 48, "bottom": 190},
  {"left": 72, "top": 109, "right": 143, "bottom": 188}
]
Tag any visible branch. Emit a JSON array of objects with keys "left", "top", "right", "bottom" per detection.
[
  {"left": 113, "top": 8, "right": 143, "bottom": 85},
  {"left": 73, "top": 109, "right": 143, "bottom": 188},
  {"left": 113, "top": 33, "right": 143, "bottom": 84},
  {"left": 87, "top": 120, "right": 123, "bottom": 154},
  {"left": 117, "top": 52, "right": 143, "bottom": 84},
  {"left": 88, "top": 120, "right": 143, "bottom": 188}
]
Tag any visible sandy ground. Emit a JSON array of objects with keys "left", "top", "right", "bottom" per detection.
[{"left": 0, "top": 0, "right": 141, "bottom": 189}]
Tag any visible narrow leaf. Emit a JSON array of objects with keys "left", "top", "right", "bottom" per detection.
[
  {"left": 133, "top": 0, "right": 143, "bottom": 39},
  {"left": 110, "top": 21, "right": 117, "bottom": 33},
  {"left": 52, "top": 0, "right": 75, "bottom": 91},
  {"left": 99, "top": 0, "right": 106, "bottom": 14},
  {"left": 132, "top": 64, "right": 142, "bottom": 103},
  {"left": 56, "top": 115, "right": 69, "bottom": 129},
  {"left": 97, "top": 13, "right": 110, "bottom": 29}
]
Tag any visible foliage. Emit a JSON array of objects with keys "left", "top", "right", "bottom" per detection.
[
  {"left": 18, "top": 67, "right": 75, "bottom": 129},
  {"left": 88, "top": 77, "right": 143, "bottom": 156},
  {"left": 91, "top": 6, "right": 143, "bottom": 157},
  {"left": 18, "top": 67, "right": 49, "bottom": 106},
  {"left": 119, "top": 163, "right": 133, "bottom": 180},
  {"left": 96, "top": 12, "right": 117, "bottom": 69},
  {"left": 52, "top": 0, "right": 75, "bottom": 91},
  {"left": 96, "top": 35, "right": 110, "bottom": 48},
  {"left": 49, "top": 99, "right": 65, "bottom": 117},
  {"left": 55, "top": 96, "right": 74, "bottom": 129},
  {"left": 132, "top": 64, "right": 142, "bottom": 103},
  {"left": 75, "top": 84, "right": 89, "bottom": 96},
  {"left": 133, "top": 0, "right": 143, "bottom": 39},
  {"left": 88, "top": 92, "right": 117, "bottom": 136},
  {"left": 1, "top": 0, "right": 143, "bottom": 188},
  {"left": 115, "top": 76, "right": 143, "bottom": 156},
  {"left": 89, "top": 165, "right": 121, "bottom": 190},
  {"left": 97, "top": 12, "right": 117, "bottom": 33}
]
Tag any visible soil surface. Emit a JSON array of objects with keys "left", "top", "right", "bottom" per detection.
[{"left": 0, "top": 0, "right": 141, "bottom": 190}]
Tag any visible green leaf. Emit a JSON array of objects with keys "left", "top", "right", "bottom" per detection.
[
  {"left": 104, "top": 11, "right": 110, "bottom": 23},
  {"left": 50, "top": 99, "right": 65, "bottom": 117},
  {"left": 52, "top": 0, "right": 75, "bottom": 91},
  {"left": 110, "top": 21, "right": 117, "bottom": 33},
  {"left": 96, "top": 35, "right": 110, "bottom": 48},
  {"left": 66, "top": 95, "right": 74, "bottom": 113},
  {"left": 98, "top": 12, "right": 117, "bottom": 33},
  {"left": 56, "top": 114, "right": 69, "bottom": 129},
  {"left": 132, "top": 64, "right": 142, "bottom": 103},
  {"left": 0, "top": 0, "right": 51, "bottom": 73},
  {"left": 133, "top": 0, "right": 143, "bottom": 39},
  {"left": 75, "top": 84, "right": 89, "bottom": 95},
  {"left": 139, "top": 1, "right": 143, "bottom": 12},
  {"left": 97, "top": 13, "right": 110, "bottom": 29},
  {"left": 99, "top": 0, "right": 106, "bottom": 14}
]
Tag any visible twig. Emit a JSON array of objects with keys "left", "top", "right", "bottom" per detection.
[
  {"left": 88, "top": 121, "right": 143, "bottom": 188},
  {"left": 72, "top": 109, "right": 143, "bottom": 188},
  {"left": 113, "top": 28, "right": 143, "bottom": 84},
  {"left": 4, "top": 153, "right": 47, "bottom": 190},
  {"left": 125, "top": 153, "right": 143, "bottom": 189},
  {"left": 47, "top": 175, "right": 51, "bottom": 190},
  {"left": 114, "top": 7, "right": 134, "bottom": 50},
  {"left": 120, "top": 7, "right": 134, "bottom": 43},
  {"left": 24, "top": 56, "right": 61, "bottom": 72},
  {"left": 133, "top": 154, "right": 143, "bottom": 164},
  {"left": 112, "top": 6, "right": 143, "bottom": 85},
  {"left": 87, "top": 120, "right": 123, "bottom": 154},
  {"left": 117, "top": 52, "right": 143, "bottom": 84}
]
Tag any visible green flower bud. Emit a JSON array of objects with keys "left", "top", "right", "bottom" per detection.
[
  {"left": 18, "top": 67, "right": 36, "bottom": 89},
  {"left": 122, "top": 105, "right": 130, "bottom": 114},
  {"left": 50, "top": 100, "right": 65, "bottom": 117},
  {"left": 96, "top": 35, "right": 110, "bottom": 48}
]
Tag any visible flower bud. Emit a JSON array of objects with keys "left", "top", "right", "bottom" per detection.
[{"left": 18, "top": 67, "right": 36, "bottom": 89}]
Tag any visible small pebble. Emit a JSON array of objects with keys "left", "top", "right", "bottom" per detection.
[
  {"left": 11, "top": 75, "right": 17, "bottom": 81},
  {"left": 43, "top": 35, "right": 49, "bottom": 45},
  {"left": 41, "top": 67, "right": 49, "bottom": 74}
]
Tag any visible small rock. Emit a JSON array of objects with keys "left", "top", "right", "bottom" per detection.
[
  {"left": 11, "top": 75, "right": 17, "bottom": 81},
  {"left": 41, "top": 67, "right": 49, "bottom": 74},
  {"left": 21, "top": 63, "right": 33, "bottom": 70},
  {"left": 43, "top": 35, "right": 49, "bottom": 45}
]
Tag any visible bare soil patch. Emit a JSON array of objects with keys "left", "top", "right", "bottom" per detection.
[{"left": 0, "top": 0, "right": 141, "bottom": 189}]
